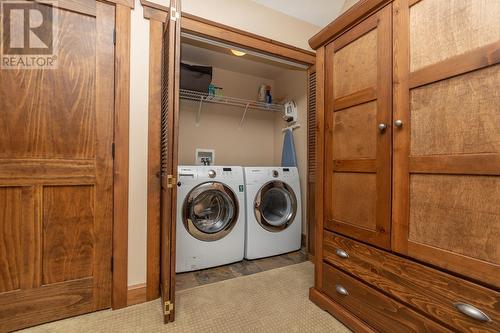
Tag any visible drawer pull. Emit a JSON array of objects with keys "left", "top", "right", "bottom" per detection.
[
  {"left": 335, "top": 285, "right": 349, "bottom": 296},
  {"left": 454, "top": 303, "right": 491, "bottom": 323},
  {"left": 335, "top": 248, "right": 349, "bottom": 259}
]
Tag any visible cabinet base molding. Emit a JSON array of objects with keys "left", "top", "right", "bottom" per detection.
[{"left": 309, "top": 287, "right": 375, "bottom": 333}]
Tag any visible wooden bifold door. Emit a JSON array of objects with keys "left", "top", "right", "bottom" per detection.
[
  {"left": 324, "top": 4, "right": 392, "bottom": 249},
  {"left": 0, "top": 2, "right": 115, "bottom": 331},
  {"left": 159, "top": 0, "right": 181, "bottom": 323}
]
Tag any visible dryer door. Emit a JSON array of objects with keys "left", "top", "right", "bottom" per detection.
[
  {"left": 183, "top": 182, "right": 239, "bottom": 241},
  {"left": 254, "top": 181, "right": 298, "bottom": 232}
]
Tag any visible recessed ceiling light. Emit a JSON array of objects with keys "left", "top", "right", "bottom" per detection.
[{"left": 230, "top": 49, "right": 246, "bottom": 56}]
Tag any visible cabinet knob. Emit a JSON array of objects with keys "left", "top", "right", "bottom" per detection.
[
  {"left": 394, "top": 119, "right": 403, "bottom": 128},
  {"left": 378, "top": 123, "right": 387, "bottom": 132},
  {"left": 335, "top": 248, "right": 349, "bottom": 259},
  {"left": 454, "top": 303, "right": 491, "bottom": 323},
  {"left": 335, "top": 284, "right": 349, "bottom": 296}
]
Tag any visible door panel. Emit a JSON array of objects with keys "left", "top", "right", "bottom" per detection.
[
  {"left": 331, "top": 173, "right": 376, "bottom": 231},
  {"left": 333, "top": 29, "right": 377, "bottom": 97},
  {"left": 160, "top": 0, "right": 181, "bottom": 323},
  {"left": 408, "top": 174, "right": 500, "bottom": 264},
  {"left": 0, "top": 187, "right": 31, "bottom": 293},
  {"left": 332, "top": 102, "right": 377, "bottom": 160},
  {"left": 0, "top": 2, "right": 115, "bottom": 331},
  {"left": 410, "top": 65, "right": 500, "bottom": 156},
  {"left": 42, "top": 185, "right": 95, "bottom": 284},
  {"left": 409, "top": 0, "right": 500, "bottom": 71},
  {"left": 0, "top": 10, "right": 97, "bottom": 160},
  {"left": 325, "top": 4, "right": 392, "bottom": 249},
  {"left": 393, "top": 0, "right": 500, "bottom": 287}
]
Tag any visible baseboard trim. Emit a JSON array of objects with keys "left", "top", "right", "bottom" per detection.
[
  {"left": 309, "top": 287, "right": 375, "bottom": 333},
  {"left": 127, "top": 283, "right": 147, "bottom": 306}
]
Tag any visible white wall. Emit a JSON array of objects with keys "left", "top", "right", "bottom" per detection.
[
  {"left": 128, "top": 0, "right": 316, "bottom": 287},
  {"left": 341, "top": 0, "right": 359, "bottom": 13},
  {"left": 128, "top": 0, "right": 149, "bottom": 287},
  {"left": 179, "top": 67, "right": 277, "bottom": 166},
  {"left": 149, "top": 0, "right": 320, "bottom": 51},
  {"left": 273, "top": 70, "right": 308, "bottom": 234}
]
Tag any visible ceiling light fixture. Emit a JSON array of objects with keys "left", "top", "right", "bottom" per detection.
[
  {"left": 182, "top": 32, "right": 309, "bottom": 69},
  {"left": 230, "top": 49, "right": 246, "bottom": 57}
]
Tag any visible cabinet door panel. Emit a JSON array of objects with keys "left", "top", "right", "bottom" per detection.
[
  {"left": 331, "top": 173, "right": 377, "bottom": 231},
  {"left": 325, "top": 4, "right": 392, "bottom": 249},
  {"left": 393, "top": 0, "right": 500, "bottom": 287},
  {"left": 410, "top": 65, "right": 500, "bottom": 156},
  {"left": 410, "top": 0, "right": 500, "bottom": 71},
  {"left": 334, "top": 29, "right": 378, "bottom": 98},
  {"left": 409, "top": 174, "right": 500, "bottom": 264},
  {"left": 332, "top": 102, "right": 377, "bottom": 160}
]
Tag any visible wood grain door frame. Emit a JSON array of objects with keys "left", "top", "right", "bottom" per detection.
[
  {"left": 392, "top": 0, "right": 500, "bottom": 288},
  {"left": 142, "top": 0, "right": 316, "bottom": 302},
  {"left": 112, "top": 0, "right": 133, "bottom": 310},
  {"left": 142, "top": 3, "right": 166, "bottom": 304}
]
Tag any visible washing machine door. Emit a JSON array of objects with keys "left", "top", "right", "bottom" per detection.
[
  {"left": 183, "top": 182, "right": 239, "bottom": 241},
  {"left": 254, "top": 180, "right": 297, "bottom": 232}
]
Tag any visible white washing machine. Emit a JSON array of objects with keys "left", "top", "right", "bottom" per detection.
[
  {"left": 176, "top": 165, "right": 245, "bottom": 272},
  {"left": 244, "top": 167, "right": 302, "bottom": 259}
]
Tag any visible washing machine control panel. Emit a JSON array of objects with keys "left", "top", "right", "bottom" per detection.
[
  {"left": 194, "top": 166, "right": 243, "bottom": 181},
  {"left": 178, "top": 167, "right": 198, "bottom": 179}
]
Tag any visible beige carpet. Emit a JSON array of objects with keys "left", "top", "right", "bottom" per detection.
[{"left": 21, "top": 262, "right": 350, "bottom": 333}]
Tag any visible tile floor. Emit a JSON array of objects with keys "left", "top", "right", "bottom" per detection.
[{"left": 176, "top": 247, "right": 309, "bottom": 291}]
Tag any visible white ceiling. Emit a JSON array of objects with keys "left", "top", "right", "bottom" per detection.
[{"left": 250, "top": 0, "right": 346, "bottom": 28}]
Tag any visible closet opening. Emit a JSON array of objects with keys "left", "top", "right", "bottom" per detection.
[{"left": 174, "top": 33, "right": 309, "bottom": 293}]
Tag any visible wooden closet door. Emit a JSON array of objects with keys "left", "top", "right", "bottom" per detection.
[
  {"left": 0, "top": 1, "right": 115, "bottom": 331},
  {"left": 307, "top": 65, "right": 317, "bottom": 257},
  {"left": 324, "top": 4, "right": 392, "bottom": 249},
  {"left": 393, "top": 0, "right": 500, "bottom": 288},
  {"left": 160, "top": 0, "right": 181, "bottom": 323}
]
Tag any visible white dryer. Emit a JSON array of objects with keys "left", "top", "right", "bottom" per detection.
[
  {"left": 244, "top": 167, "right": 302, "bottom": 259},
  {"left": 176, "top": 166, "right": 245, "bottom": 272}
]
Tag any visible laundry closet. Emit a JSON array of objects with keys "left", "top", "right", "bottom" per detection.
[{"left": 174, "top": 33, "right": 310, "bottom": 278}]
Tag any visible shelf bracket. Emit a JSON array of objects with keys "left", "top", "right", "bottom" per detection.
[
  {"left": 195, "top": 96, "right": 204, "bottom": 126},
  {"left": 239, "top": 103, "right": 250, "bottom": 128}
]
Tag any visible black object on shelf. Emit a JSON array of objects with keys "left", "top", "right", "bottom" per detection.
[{"left": 180, "top": 63, "right": 213, "bottom": 93}]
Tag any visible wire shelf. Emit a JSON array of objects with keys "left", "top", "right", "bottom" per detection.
[{"left": 179, "top": 89, "right": 284, "bottom": 112}]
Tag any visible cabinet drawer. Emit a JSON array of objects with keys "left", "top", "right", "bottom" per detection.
[
  {"left": 324, "top": 231, "right": 500, "bottom": 332},
  {"left": 322, "top": 263, "right": 451, "bottom": 333}
]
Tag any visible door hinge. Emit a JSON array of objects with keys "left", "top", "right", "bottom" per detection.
[
  {"left": 166, "top": 175, "right": 177, "bottom": 188},
  {"left": 113, "top": 29, "right": 116, "bottom": 45},
  {"left": 111, "top": 143, "right": 115, "bottom": 159},
  {"left": 164, "top": 300, "right": 174, "bottom": 315},
  {"left": 170, "top": 7, "right": 180, "bottom": 21}
]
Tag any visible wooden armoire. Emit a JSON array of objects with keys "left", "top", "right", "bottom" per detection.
[{"left": 309, "top": 0, "right": 500, "bottom": 332}]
